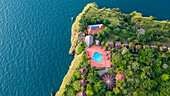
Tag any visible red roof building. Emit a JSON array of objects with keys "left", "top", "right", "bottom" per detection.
[
  {"left": 116, "top": 73, "right": 125, "bottom": 81},
  {"left": 87, "top": 24, "right": 104, "bottom": 35}
]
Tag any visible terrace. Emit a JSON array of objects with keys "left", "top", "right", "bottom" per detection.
[{"left": 86, "top": 45, "right": 111, "bottom": 68}]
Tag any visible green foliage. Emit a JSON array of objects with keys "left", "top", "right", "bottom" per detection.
[
  {"left": 65, "top": 88, "right": 75, "bottom": 96},
  {"left": 72, "top": 80, "right": 81, "bottom": 91},
  {"left": 156, "top": 42, "right": 162, "bottom": 47},
  {"left": 158, "top": 82, "right": 170, "bottom": 96},
  {"left": 143, "top": 79, "right": 157, "bottom": 90},
  {"left": 86, "top": 83, "right": 94, "bottom": 96},
  {"left": 94, "top": 80, "right": 106, "bottom": 96},
  {"left": 137, "top": 34, "right": 148, "bottom": 42},
  {"left": 73, "top": 70, "right": 81, "bottom": 80},
  {"left": 104, "top": 27, "right": 111, "bottom": 36},
  {"left": 111, "top": 54, "right": 122, "bottom": 66},
  {"left": 162, "top": 74, "right": 169, "bottom": 81},
  {"left": 116, "top": 80, "right": 126, "bottom": 89},
  {"left": 132, "top": 62, "right": 140, "bottom": 71},
  {"left": 76, "top": 42, "right": 86, "bottom": 55},
  {"left": 87, "top": 71, "right": 100, "bottom": 83},
  {"left": 122, "top": 89, "right": 127, "bottom": 95},
  {"left": 135, "top": 88, "right": 149, "bottom": 96},
  {"left": 97, "top": 30, "right": 105, "bottom": 40},
  {"left": 106, "top": 91, "right": 114, "bottom": 96},
  {"left": 139, "top": 47, "right": 156, "bottom": 66},
  {"left": 96, "top": 67, "right": 105, "bottom": 70},
  {"left": 108, "top": 69, "right": 114, "bottom": 76},
  {"left": 113, "top": 88, "right": 120, "bottom": 95},
  {"left": 153, "top": 67, "right": 163, "bottom": 76},
  {"left": 115, "top": 36, "right": 120, "bottom": 41},
  {"left": 105, "top": 42, "right": 109, "bottom": 47}
]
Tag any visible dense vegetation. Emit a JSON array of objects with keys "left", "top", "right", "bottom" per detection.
[
  {"left": 78, "top": 5, "right": 170, "bottom": 43},
  {"left": 62, "top": 3, "right": 170, "bottom": 96}
]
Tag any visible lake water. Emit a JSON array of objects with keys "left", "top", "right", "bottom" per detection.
[{"left": 0, "top": 0, "right": 170, "bottom": 96}]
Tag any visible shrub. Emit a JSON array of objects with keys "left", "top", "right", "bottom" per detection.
[
  {"left": 156, "top": 42, "right": 162, "bottom": 47},
  {"left": 162, "top": 74, "right": 169, "bottom": 81},
  {"left": 96, "top": 67, "right": 105, "bottom": 70},
  {"left": 113, "top": 88, "right": 120, "bottom": 95},
  {"left": 72, "top": 80, "right": 81, "bottom": 91},
  {"left": 115, "top": 36, "right": 120, "bottom": 41},
  {"left": 77, "top": 46, "right": 83, "bottom": 54}
]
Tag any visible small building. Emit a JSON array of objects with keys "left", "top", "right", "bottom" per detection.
[
  {"left": 116, "top": 73, "right": 125, "bottom": 81},
  {"left": 79, "top": 68, "right": 88, "bottom": 75},
  {"left": 87, "top": 24, "right": 104, "bottom": 35},
  {"left": 107, "top": 40, "right": 114, "bottom": 48},
  {"left": 136, "top": 28, "right": 145, "bottom": 34},
  {"left": 161, "top": 44, "right": 168, "bottom": 52},
  {"left": 151, "top": 44, "right": 159, "bottom": 51},
  {"left": 78, "top": 33, "right": 85, "bottom": 42},
  {"left": 79, "top": 79, "right": 88, "bottom": 87},
  {"left": 96, "top": 40, "right": 100, "bottom": 45},
  {"left": 85, "top": 35, "right": 93, "bottom": 47},
  {"left": 123, "top": 42, "right": 128, "bottom": 48},
  {"left": 145, "top": 44, "right": 150, "bottom": 47},
  {"left": 76, "top": 90, "right": 87, "bottom": 96},
  {"left": 116, "top": 41, "right": 121, "bottom": 49}
]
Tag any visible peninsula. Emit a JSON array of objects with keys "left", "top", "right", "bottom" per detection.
[{"left": 56, "top": 3, "right": 170, "bottom": 96}]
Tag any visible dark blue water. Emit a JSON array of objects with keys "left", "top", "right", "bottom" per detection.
[{"left": 0, "top": 0, "right": 170, "bottom": 96}]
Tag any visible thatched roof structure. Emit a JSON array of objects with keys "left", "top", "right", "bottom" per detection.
[
  {"left": 123, "top": 42, "right": 129, "bottom": 48},
  {"left": 107, "top": 40, "right": 114, "bottom": 48},
  {"left": 101, "top": 73, "right": 116, "bottom": 90},
  {"left": 79, "top": 79, "right": 88, "bottom": 87},
  {"left": 79, "top": 68, "right": 88, "bottom": 75},
  {"left": 116, "top": 41, "right": 121, "bottom": 49}
]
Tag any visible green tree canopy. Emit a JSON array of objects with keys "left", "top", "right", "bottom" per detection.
[
  {"left": 162, "top": 74, "right": 169, "bottom": 81},
  {"left": 73, "top": 70, "right": 81, "bottom": 80},
  {"left": 94, "top": 80, "right": 106, "bottom": 96},
  {"left": 106, "top": 91, "right": 114, "bottom": 96},
  {"left": 143, "top": 79, "right": 157, "bottom": 90},
  {"left": 87, "top": 71, "right": 100, "bottom": 84},
  {"left": 72, "top": 80, "right": 81, "bottom": 91},
  {"left": 113, "top": 88, "right": 120, "bottom": 95}
]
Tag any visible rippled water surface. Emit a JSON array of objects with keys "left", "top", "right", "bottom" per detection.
[{"left": 0, "top": 0, "right": 170, "bottom": 96}]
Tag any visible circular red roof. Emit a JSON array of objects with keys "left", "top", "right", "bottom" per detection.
[{"left": 116, "top": 73, "right": 125, "bottom": 81}]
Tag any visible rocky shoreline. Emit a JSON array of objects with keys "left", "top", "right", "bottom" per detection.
[{"left": 55, "top": 3, "right": 97, "bottom": 96}]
